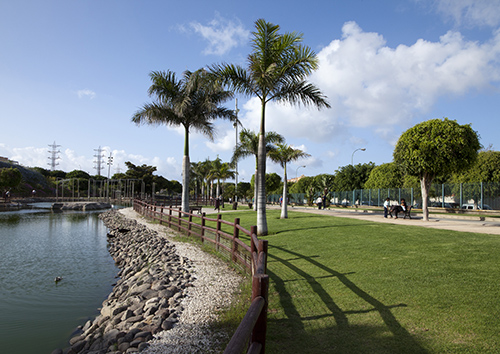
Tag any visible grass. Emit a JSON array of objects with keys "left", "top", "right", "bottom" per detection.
[{"left": 209, "top": 209, "right": 500, "bottom": 354}]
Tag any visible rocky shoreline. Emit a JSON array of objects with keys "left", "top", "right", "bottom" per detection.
[{"left": 52, "top": 210, "right": 196, "bottom": 354}]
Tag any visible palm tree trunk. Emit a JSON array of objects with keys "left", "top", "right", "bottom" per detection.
[
  {"left": 281, "top": 163, "right": 288, "bottom": 219},
  {"left": 253, "top": 165, "right": 258, "bottom": 211},
  {"left": 181, "top": 127, "right": 190, "bottom": 214},
  {"left": 256, "top": 103, "right": 268, "bottom": 235},
  {"left": 181, "top": 155, "right": 190, "bottom": 213}
]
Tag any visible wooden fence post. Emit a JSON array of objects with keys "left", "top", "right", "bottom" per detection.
[
  {"left": 232, "top": 218, "right": 240, "bottom": 263},
  {"left": 216, "top": 214, "right": 222, "bottom": 252},
  {"left": 201, "top": 213, "right": 206, "bottom": 243},
  {"left": 188, "top": 214, "right": 193, "bottom": 237},
  {"left": 252, "top": 273, "right": 269, "bottom": 352},
  {"left": 159, "top": 206, "right": 163, "bottom": 225},
  {"left": 178, "top": 208, "right": 182, "bottom": 232},
  {"left": 168, "top": 207, "right": 172, "bottom": 228}
]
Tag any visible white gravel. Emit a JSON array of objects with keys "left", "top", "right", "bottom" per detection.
[{"left": 118, "top": 207, "right": 244, "bottom": 353}]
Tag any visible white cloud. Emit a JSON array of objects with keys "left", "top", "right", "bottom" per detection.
[
  {"left": 189, "top": 14, "right": 249, "bottom": 55},
  {"left": 77, "top": 89, "right": 96, "bottom": 99},
  {"left": 435, "top": 0, "right": 500, "bottom": 28},
  {"left": 205, "top": 129, "right": 236, "bottom": 152},
  {"left": 237, "top": 21, "right": 500, "bottom": 147},
  {"left": 311, "top": 21, "right": 500, "bottom": 127}
]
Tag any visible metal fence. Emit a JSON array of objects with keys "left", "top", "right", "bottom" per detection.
[{"left": 268, "top": 182, "right": 500, "bottom": 210}]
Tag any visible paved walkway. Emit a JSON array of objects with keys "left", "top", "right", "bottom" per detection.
[{"left": 203, "top": 204, "right": 500, "bottom": 236}]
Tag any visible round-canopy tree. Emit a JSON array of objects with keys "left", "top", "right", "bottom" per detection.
[{"left": 393, "top": 118, "right": 481, "bottom": 220}]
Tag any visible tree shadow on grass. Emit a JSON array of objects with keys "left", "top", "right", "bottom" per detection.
[
  {"left": 274, "top": 222, "right": 382, "bottom": 235},
  {"left": 266, "top": 245, "right": 429, "bottom": 354}
]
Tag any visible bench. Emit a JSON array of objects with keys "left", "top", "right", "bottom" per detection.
[
  {"left": 189, "top": 205, "right": 203, "bottom": 214},
  {"left": 390, "top": 205, "right": 412, "bottom": 219},
  {"left": 403, "top": 206, "right": 412, "bottom": 219}
]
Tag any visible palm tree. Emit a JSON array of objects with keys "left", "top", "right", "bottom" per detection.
[
  {"left": 209, "top": 157, "right": 236, "bottom": 199},
  {"left": 212, "top": 19, "right": 330, "bottom": 235},
  {"left": 269, "top": 143, "right": 310, "bottom": 219},
  {"left": 132, "top": 69, "right": 234, "bottom": 213},
  {"left": 231, "top": 128, "right": 284, "bottom": 211}
]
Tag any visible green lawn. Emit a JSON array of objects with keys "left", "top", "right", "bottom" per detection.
[{"left": 213, "top": 209, "right": 500, "bottom": 354}]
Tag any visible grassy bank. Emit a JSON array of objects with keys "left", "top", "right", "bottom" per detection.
[{"left": 210, "top": 209, "right": 500, "bottom": 353}]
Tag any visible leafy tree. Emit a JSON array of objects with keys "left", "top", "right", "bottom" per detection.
[
  {"left": 31, "top": 167, "right": 51, "bottom": 178},
  {"left": 213, "top": 19, "right": 330, "bottom": 235},
  {"left": 0, "top": 167, "right": 22, "bottom": 191},
  {"left": 50, "top": 170, "right": 66, "bottom": 179},
  {"left": 231, "top": 128, "right": 284, "bottom": 210},
  {"left": 123, "top": 161, "right": 156, "bottom": 194},
  {"left": 112, "top": 172, "right": 127, "bottom": 180},
  {"left": 237, "top": 181, "right": 252, "bottom": 200},
  {"left": 364, "top": 163, "right": 404, "bottom": 189},
  {"left": 250, "top": 173, "right": 282, "bottom": 198},
  {"left": 450, "top": 150, "right": 500, "bottom": 206},
  {"left": 132, "top": 69, "right": 234, "bottom": 213},
  {"left": 269, "top": 143, "right": 310, "bottom": 218},
  {"left": 333, "top": 162, "right": 375, "bottom": 191},
  {"left": 394, "top": 118, "right": 481, "bottom": 220},
  {"left": 289, "top": 175, "right": 313, "bottom": 193},
  {"left": 67, "top": 170, "right": 91, "bottom": 180}
]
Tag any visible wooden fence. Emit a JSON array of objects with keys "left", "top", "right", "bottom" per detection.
[{"left": 133, "top": 199, "right": 269, "bottom": 353}]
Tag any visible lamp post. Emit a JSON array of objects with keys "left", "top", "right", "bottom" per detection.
[
  {"left": 234, "top": 98, "right": 239, "bottom": 203},
  {"left": 106, "top": 152, "right": 113, "bottom": 202},
  {"left": 296, "top": 165, "right": 306, "bottom": 180},
  {"left": 351, "top": 148, "right": 366, "bottom": 166}
]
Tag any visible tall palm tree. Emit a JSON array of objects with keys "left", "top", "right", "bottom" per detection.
[
  {"left": 132, "top": 69, "right": 234, "bottom": 213},
  {"left": 231, "top": 128, "right": 284, "bottom": 211},
  {"left": 269, "top": 143, "right": 310, "bottom": 219},
  {"left": 209, "top": 157, "right": 236, "bottom": 199},
  {"left": 212, "top": 19, "right": 330, "bottom": 235},
  {"left": 190, "top": 161, "right": 205, "bottom": 202}
]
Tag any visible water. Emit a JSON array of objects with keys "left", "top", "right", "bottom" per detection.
[{"left": 0, "top": 207, "right": 118, "bottom": 353}]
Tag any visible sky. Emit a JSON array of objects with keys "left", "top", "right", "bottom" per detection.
[{"left": 1, "top": 0, "right": 500, "bottom": 184}]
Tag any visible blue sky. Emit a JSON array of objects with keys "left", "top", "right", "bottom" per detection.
[{"left": 1, "top": 0, "right": 499, "bottom": 183}]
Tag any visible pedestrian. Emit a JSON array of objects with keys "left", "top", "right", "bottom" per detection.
[
  {"left": 214, "top": 196, "right": 220, "bottom": 212},
  {"left": 316, "top": 196, "right": 323, "bottom": 209},
  {"left": 384, "top": 198, "right": 391, "bottom": 218}
]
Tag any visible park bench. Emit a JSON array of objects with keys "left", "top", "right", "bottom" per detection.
[
  {"left": 403, "top": 206, "right": 412, "bottom": 219},
  {"left": 189, "top": 205, "right": 203, "bottom": 214}
]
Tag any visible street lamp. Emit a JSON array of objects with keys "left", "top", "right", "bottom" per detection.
[
  {"left": 351, "top": 148, "right": 366, "bottom": 166},
  {"left": 234, "top": 98, "right": 239, "bottom": 203},
  {"left": 296, "top": 165, "right": 306, "bottom": 179},
  {"left": 107, "top": 152, "right": 113, "bottom": 202}
]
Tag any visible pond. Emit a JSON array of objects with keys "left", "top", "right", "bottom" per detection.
[{"left": 0, "top": 207, "right": 118, "bottom": 353}]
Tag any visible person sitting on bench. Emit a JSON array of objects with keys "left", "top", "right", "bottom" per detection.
[{"left": 390, "top": 198, "right": 408, "bottom": 219}]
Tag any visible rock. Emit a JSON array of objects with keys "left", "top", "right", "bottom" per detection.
[{"left": 53, "top": 210, "right": 195, "bottom": 354}]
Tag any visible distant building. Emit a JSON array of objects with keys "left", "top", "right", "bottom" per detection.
[
  {"left": 288, "top": 174, "right": 306, "bottom": 183},
  {"left": 0, "top": 156, "right": 18, "bottom": 164}
]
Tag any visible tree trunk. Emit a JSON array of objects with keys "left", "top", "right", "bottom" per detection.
[
  {"left": 420, "top": 173, "right": 432, "bottom": 221},
  {"left": 253, "top": 166, "right": 258, "bottom": 211},
  {"left": 281, "top": 164, "right": 288, "bottom": 219},
  {"left": 256, "top": 102, "right": 268, "bottom": 236},
  {"left": 181, "top": 126, "right": 190, "bottom": 214},
  {"left": 181, "top": 155, "right": 190, "bottom": 214}
]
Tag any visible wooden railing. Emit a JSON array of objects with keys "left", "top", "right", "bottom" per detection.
[{"left": 133, "top": 199, "right": 269, "bottom": 353}]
